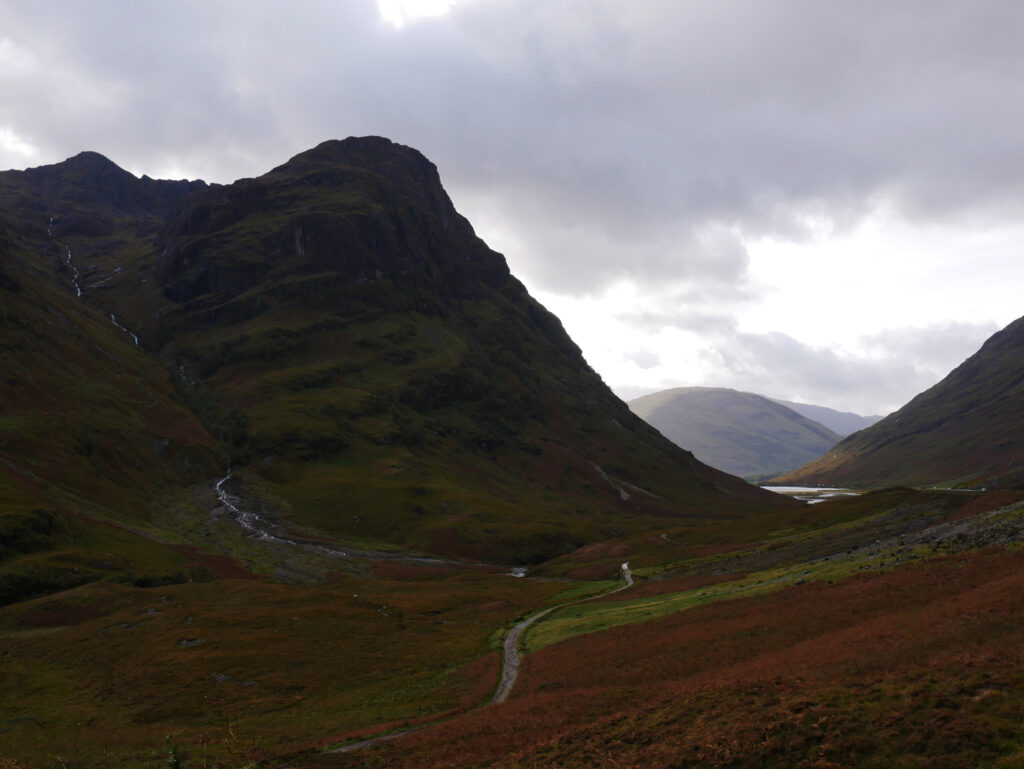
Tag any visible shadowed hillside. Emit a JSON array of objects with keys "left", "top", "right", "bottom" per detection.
[
  {"left": 0, "top": 197, "right": 221, "bottom": 603},
  {"left": 778, "top": 315, "right": 1024, "bottom": 489}
]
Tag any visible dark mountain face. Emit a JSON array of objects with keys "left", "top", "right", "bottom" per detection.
[
  {"left": 155, "top": 137, "right": 508, "bottom": 304},
  {"left": 0, "top": 137, "right": 794, "bottom": 570},
  {"left": 10, "top": 151, "right": 209, "bottom": 237},
  {"left": 630, "top": 387, "right": 841, "bottom": 479},
  {"left": 778, "top": 315, "right": 1024, "bottom": 489}
]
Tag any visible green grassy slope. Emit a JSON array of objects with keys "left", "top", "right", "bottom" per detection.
[
  {"left": 0, "top": 190, "right": 223, "bottom": 602},
  {"left": 630, "top": 386, "right": 841, "bottom": 478},
  {"left": 778, "top": 315, "right": 1024, "bottom": 489}
]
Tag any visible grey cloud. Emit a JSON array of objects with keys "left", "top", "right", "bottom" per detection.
[
  {"left": 616, "top": 281, "right": 753, "bottom": 334},
  {"left": 2, "top": 0, "right": 1020, "bottom": 416},
  {"left": 623, "top": 349, "right": 660, "bottom": 370},
  {"left": 504, "top": 222, "right": 753, "bottom": 296},
  {"left": 697, "top": 321, "right": 998, "bottom": 415},
  {"left": 859, "top": 321, "right": 999, "bottom": 380},
  {"left": 621, "top": 309, "right": 736, "bottom": 335},
  {"left": 612, "top": 385, "right": 661, "bottom": 403},
  {"left": 698, "top": 332, "right": 923, "bottom": 416},
  {"left": 6, "top": 0, "right": 1024, "bottom": 291}
]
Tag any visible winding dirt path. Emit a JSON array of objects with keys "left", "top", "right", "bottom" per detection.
[
  {"left": 213, "top": 472, "right": 636, "bottom": 752},
  {"left": 492, "top": 563, "right": 633, "bottom": 704},
  {"left": 327, "top": 563, "right": 634, "bottom": 754}
]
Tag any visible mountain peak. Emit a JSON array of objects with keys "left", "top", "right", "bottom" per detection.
[
  {"left": 14, "top": 150, "right": 207, "bottom": 224},
  {"left": 156, "top": 135, "right": 502, "bottom": 302},
  {"left": 272, "top": 136, "right": 432, "bottom": 177},
  {"left": 64, "top": 149, "right": 127, "bottom": 172},
  {"left": 268, "top": 136, "right": 457, "bottom": 224}
]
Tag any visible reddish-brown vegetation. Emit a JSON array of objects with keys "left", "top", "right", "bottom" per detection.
[
  {"left": 0, "top": 568, "right": 566, "bottom": 768},
  {"left": 172, "top": 544, "right": 256, "bottom": 580},
  {"left": 565, "top": 543, "right": 631, "bottom": 564},
  {"left": 562, "top": 562, "right": 623, "bottom": 581},
  {"left": 308, "top": 547, "right": 1024, "bottom": 768},
  {"left": 16, "top": 599, "right": 115, "bottom": 628},
  {"left": 366, "top": 561, "right": 461, "bottom": 580},
  {"left": 941, "top": 490, "right": 1024, "bottom": 523}
]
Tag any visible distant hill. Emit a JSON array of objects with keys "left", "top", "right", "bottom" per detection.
[
  {"left": 777, "top": 315, "right": 1024, "bottom": 489},
  {"left": 629, "top": 387, "right": 841, "bottom": 479},
  {"left": 769, "top": 398, "right": 883, "bottom": 437}
]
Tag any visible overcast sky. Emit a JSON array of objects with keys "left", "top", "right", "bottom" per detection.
[{"left": 3, "top": 0, "right": 1022, "bottom": 415}]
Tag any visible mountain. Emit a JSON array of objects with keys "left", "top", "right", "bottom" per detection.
[
  {"left": 629, "top": 387, "right": 841, "bottom": 478},
  {"left": 3, "top": 139, "right": 1024, "bottom": 769},
  {"left": 0, "top": 138, "right": 793, "bottom": 580},
  {"left": 769, "top": 398, "right": 883, "bottom": 436},
  {"left": 777, "top": 315, "right": 1024, "bottom": 488}
]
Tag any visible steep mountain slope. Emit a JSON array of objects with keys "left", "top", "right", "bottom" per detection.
[
  {"left": 145, "top": 138, "right": 795, "bottom": 560},
  {"left": 629, "top": 387, "right": 841, "bottom": 478},
  {"left": 0, "top": 166, "right": 222, "bottom": 602},
  {"left": 770, "top": 397, "right": 882, "bottom": 436},
  {"left": 778, "top": 315, "right": 1024, "bottom": 488},
  {"left": 0, "top": 139, "right": 794, "bottom": 570}
]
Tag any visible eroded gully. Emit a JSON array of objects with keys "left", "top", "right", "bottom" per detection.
[{"left": 48, "top": 215, "right": 140, "bottom": 345}]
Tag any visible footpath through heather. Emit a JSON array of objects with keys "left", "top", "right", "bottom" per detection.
[
  {"left": 492, "top": 563, "right": 633, "bottom": 704},
  {"left": 211, "top": 472, "right": 636, "bottom": 754},
  {"left": 329, "top": 563, "right": 634, "bottom": 754}
]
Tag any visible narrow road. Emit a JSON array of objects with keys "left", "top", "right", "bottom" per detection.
[{"left": 492, "top": 563, "right": 633, "bottom": 704}]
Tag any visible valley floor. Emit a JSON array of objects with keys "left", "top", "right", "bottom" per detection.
[{"left": 3, "top": 487, "right": 1024, "bottom": 768}]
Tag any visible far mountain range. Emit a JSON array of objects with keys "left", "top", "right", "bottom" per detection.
[
  {"left": 629, "top": 387, "right": 881, "bottom": 479},
  {"left": 632, "top": 311, "right": 1024, "bottom": 490}
]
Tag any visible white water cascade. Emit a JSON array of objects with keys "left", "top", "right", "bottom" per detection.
[
  {"left": 65, "top": 245, "right": 82, "bottom": 297},
  {"left": 110, "top": 314, "right": 139, "bottom": 346},
  {"left": 214, "top": 469, "right": 298, "bottom": 546},
  {"left": 48, "top": 216, "right": 82, "bottom": 298}
]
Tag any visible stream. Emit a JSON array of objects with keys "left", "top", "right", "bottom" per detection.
[{"left": 213, "top": 470, "right": 451, "bottom": 566}]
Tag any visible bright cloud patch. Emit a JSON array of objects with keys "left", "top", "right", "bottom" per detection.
[
  {"left": 0, "top": 127, "right": 39, "bottom": 164},
  {"left": 377, "top": 0, "right": 463, "bottom": 27}
]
